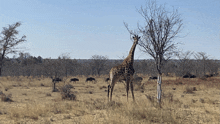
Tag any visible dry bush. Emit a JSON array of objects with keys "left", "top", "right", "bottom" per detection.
[
  {"left": 99, "top": 85, "right": 107, "bottom": 90},
  {"left": 46, "top": 93, "right": 51, "bottom": 96},
  {"left": 59, "top": 84, "right": 76, "bottom": 100},
  {"left": 0, "top": 91, "right": 13, "bottom": 102},
  {"left": 200, "top": 77, "right": 207, "bottom": 81},
  {"left": 174, "top": 81, "right": 183, "bottom": 85},
  {"left": 184, "top": 86, "right": 195, "bottom": 94},
  {"left": 50, "top": 102, "right": 73, "bottom": 114},
  {"left": 133, "top": 82, "right": 145, "bottom": 91}
]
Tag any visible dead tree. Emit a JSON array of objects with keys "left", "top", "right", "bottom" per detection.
[{"left": 126, "top": 0, "right": 183, "bottom": 105}]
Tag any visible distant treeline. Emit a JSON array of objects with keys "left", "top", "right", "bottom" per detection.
[{"left": 1, "top": 53, "right": 219, "bottom": 78}]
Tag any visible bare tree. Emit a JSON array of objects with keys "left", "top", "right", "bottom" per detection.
[
  {"left": 0, "top": 22, "right": 26, "bottom": 76},
  {"left": 43, "top": 58, "right": 63, "bottom": 78},
  {"left": 176, "top": 51, "right": 194, "bottom": 76},
  {"left": 207, "top": 59, "right": 219, "bottom": 75},
  {"left": 90, "top": 55, "right": 108, "bottom": 76},
  {"left": 194, "top": 52, "right": 210, "bottom": 77},
  {"left": 128, "top": 0, "right": 183, "bottom": 105},
  {"left": 58, "top": 53, "right": 71, "bottom": 77}
]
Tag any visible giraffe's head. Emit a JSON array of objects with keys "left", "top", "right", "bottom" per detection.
[{"left": 132, "top": 35, "right": 140, "bottom": 44}]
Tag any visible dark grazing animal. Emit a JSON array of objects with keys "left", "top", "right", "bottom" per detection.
[
  {"left": 190, "top": 75, "right": 196, "bottom": 78},
  {"left": 183, "top": 75, "right": 189, "bottom": 78},
  {"left": 70, "top": 78, "right": 79, "bottom": 82},
  {"left": 52, "top": 78, "right": 62, "bottom": 82},
  {"left": 105, "top": 78, "right": 110, "bottom": 82},
  {"left": 86, "top": 77, "right": 95, "bottom": 82},
  {"left": 51, "top": 77, "right": 62, "bottom": 92},
  {"left": 204, "top": 74, "right": 214, "bottom": 78},
  {"left": 148, "top": 76, "right": 157, "bottom": 80}
]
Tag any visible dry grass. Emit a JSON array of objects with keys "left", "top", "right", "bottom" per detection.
[{"left": 0, "top": 75, "right": 219, "bottom": 123}]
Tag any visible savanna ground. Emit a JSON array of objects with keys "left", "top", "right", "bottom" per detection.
[{"left": 0, "top": 75, "right": 219, "bottom": 124}]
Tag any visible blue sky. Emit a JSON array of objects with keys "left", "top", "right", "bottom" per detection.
[{"left": 0, "top": 0, "right": 219, "bottom": 59}]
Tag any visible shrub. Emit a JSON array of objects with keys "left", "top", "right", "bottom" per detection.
[
  {"left": 184, "top": 87, "right": 194, "bottom": 94},
  {"left": 59, "top": 84, "right": 76, "bottom": 100},
  {"left": 0, "top": 91, "right": 13, "bottom": 102}
]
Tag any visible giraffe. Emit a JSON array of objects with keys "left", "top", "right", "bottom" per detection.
[{"left": 108, "top": 35, "right": 140, "bottom": 101}]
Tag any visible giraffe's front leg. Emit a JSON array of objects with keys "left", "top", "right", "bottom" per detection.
[
  {"left": 110, "top": 84, "right": 115, "bottom": 101},
  {"left": 107, "top": 85, "right": 111, "bottom": 100},
  {"left": 130, "top": 80, "right": 135, "bottom": 101}
]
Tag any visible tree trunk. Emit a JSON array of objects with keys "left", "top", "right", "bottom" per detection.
[
  {"left": 157, "top": 74, "right": 162, "bottom": 107},
  {"left": 65, "top": 69, "right": 68, "bottom": 77},
  {"left": 0, "top": 59, "right": 3, "bottom": 76},
  {"left": 52, "top": 82, "right": 57, "bottom": 92},
  {"left": 0, "top": 48, "right": 6, "bottom": 76},
  {"left": 203, "top": 60, "right": 206, "bottom": 76}
]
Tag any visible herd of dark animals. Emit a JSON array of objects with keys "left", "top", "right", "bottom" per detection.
[
  {"left": 51, "top": 73, "right": 217, "bottom": 84},
  {"left": 148, "top": 76, "right": 157, "bottom": 80},
  {"left": 51, "top": 77, "right": 96, "bottom": 83},
  {"left": 50, "top": 73, "right": 217, "bottom": 92},
  {"left": 182, "top": 75, "right": 196, "bottom": 78},
  {"left": 182, "top": 73, "right": 216, "bottom": 78}
]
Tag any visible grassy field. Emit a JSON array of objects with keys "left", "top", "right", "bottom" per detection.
[{"left": 0, "top": 75, "right": 219, "bottom": 124}]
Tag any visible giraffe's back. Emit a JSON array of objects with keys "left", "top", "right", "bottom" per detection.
[{"left": 110, "top": 64, "right": 135, "bottom": 80}]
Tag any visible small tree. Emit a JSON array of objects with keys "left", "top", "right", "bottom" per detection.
[
  {"left": 0, "top": 22, "right": 26, "bottom": 76},
  {"left": 207, "top": 60, "right": 219, "bottom": 75},
  {"left": 128, "top": 0, "right": 183, "bottom": 105},
  {"left": 58, "top": 53, "right": 71, "bottom": 77},
  {"left": 176, "top": 51, "right": 194, "bottom": 76},
  {"left": 90, "top": 55, "right": 108, "bottom": 76},
  {"left": 194, "top": 52, "right": 209, "bottom": 76}
]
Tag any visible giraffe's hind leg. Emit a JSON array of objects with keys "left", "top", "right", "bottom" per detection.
[
  {"left": 107, "top": 84, "right": 111, "bottom": 100},
  {"left": 126, "top": 77, "right": 130, "bottom": 101},
  {"left": 109, "top": 77, "right": 118, "bottom": 101},
  {"left": 130, "top": 81, "right": 135, "bottom": 101}
]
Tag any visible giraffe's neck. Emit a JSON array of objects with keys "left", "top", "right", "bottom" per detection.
[{"left": 123, "top": 41, "right": 137, "bottom": 65}]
